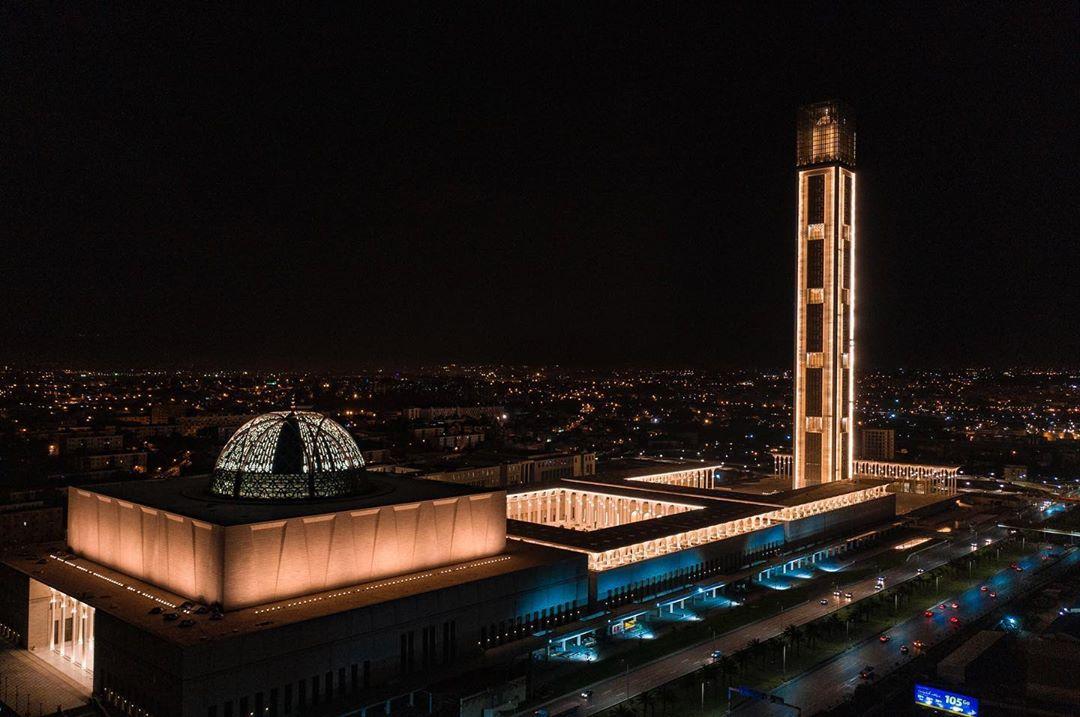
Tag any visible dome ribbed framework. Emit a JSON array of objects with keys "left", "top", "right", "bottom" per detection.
[{"left": 209, "top": 411, "right": 367, "bottom": 500}]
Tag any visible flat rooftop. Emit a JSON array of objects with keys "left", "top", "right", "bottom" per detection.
[
  {"left": 2, "top": 540, "right": 576, "bottom": 647},
  {"left": 81, "top": 473, "right": 497, "bottom": 526}
]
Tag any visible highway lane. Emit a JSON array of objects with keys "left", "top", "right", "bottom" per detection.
[
  {"left": 736, "top": 545, "right": 1080, "bottom": 716},
  {"left": 520, "top": 527, "right": 1009, "bottom": 717}
]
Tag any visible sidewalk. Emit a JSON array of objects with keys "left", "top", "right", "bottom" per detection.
[{"left": 0, "top": 644, "right": 90, "bottom": 716}]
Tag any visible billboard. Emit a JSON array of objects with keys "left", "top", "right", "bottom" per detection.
[{"left": 915, "top": 684, "right": 978, "bottom": 716}]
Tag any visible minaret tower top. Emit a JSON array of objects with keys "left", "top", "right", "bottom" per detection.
[{"left": 796, "top": 101, "right": 856, "bottom": 168}]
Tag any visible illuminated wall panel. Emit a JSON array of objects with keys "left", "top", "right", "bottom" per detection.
[{"left": 68, "top": 487, "right": 507, "bottom": 610}]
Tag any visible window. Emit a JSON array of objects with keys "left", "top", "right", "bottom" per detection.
[
  {"left": 805, "top": 368, "right": 822, "bottom": 417},
  {"left": 351, "top": 664, "right": 359, "bottom": 693},
  {"left": 284, "top": 684, "right": 293, "bottom": 713},
  {"left": 843, "top": 240, "right": 852, "bottom": 290},
  {"left": 806, "top": 303, "right": 823, "bottom": 352},
  {"left": 843, "top": 175, "right": 853, "bottom": 225},
  {"left": 338, "top": 667, "right": 346, "bottom": 696},
  {"left": 298, "top": 680, "right": 306, "bottom": 709},
  {"left": 806, "top": 240, "right": 824, "bottom": 288},
  {"left": 804, "top": 432, "right": 822, "bottom": 483},
  {"left": 807, "top": 174, "right": 825, "bottom": 224}
]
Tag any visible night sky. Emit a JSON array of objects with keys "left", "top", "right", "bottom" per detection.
[{"left": 3, "top": 4, "right": 1076, "bottom": 370}]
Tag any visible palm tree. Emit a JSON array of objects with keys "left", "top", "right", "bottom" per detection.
[
  {"left": 746, "top": 637, "right": 763, "bottom": 666},
  {"left": 736, "top": 645, "right": 751, "bottom": 673},
  {"left": 657, "top": 685, "right": 677, "bottom": 717},
  {"left": 719, "top": 655, "right": 738, "bottom": 688},
  {"left": 782, "top": 623, "right": 803, "bottom": 655},
  {"left": 804, "top": 621, "right": 820, "bottom": 649},
  {"left": 826, "top": 612, "right": 843, "bottom": 637}
]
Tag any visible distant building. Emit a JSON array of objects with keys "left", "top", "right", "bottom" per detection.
[
  {"left": 176, "top": 413, "right": 255, "bottom": 437},
  {"left": 860, "top": 428, "right": 896, "bottom": 461},
  {"left": 1003, "top": 464, "right": 1028, "bottom": 481},
  {"left": 150, "top": 403, "right": 187, "bottom": 424},
  {"left": 398, "top": 406, "right": 506, "bottom": 421}
]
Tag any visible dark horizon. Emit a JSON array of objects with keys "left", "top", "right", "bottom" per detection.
[{"left": 3, "top": 4, "right": 1077, "bottom": 371}]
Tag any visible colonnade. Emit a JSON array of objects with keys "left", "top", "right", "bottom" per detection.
[
  {"left": 506, "top": 488, "right": 697, "bottom": 530},
  {"left": 777, "top": 483, "right": 890, "bottom": 520},
  {"left": 48, "top": 588, "right": 95, "bottom": 672},
  {"left": 771, "top": 452, "right": 959, "bottom": 494},
  {"left": 625, "top": 465, "right": 719, "bottom": 489},
  {"left": 587, "top": 510, "right": 784, "bottom": 571}
]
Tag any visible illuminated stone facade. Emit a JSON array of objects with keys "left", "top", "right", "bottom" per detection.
[
  {"left": 793, "top": 101, "right": 857, "bottom": 488},
  {"left": 67, "top": 481, "right": 506, "bottom": 610}
]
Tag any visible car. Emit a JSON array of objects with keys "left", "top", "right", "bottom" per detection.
[
  {"left": 874, "top": 583, "right": 883, "bottom": 591},
  {"left": 913, "top": 640, "right": 925, "bottom": 649},
  {"left": 900, "top": 645, "right": 910, "bottom": 654},
  {"left": 580, "top": 689, "right": 593, "bottom": 700},
  {"left": 924, "top": 610, "right": 935, "bottom": 618},
  {"left": 916, "top": 567, "right": 925, "bottom": 574},
  {"left": 878, "top": 634, "right": 891, "bottom": 643},
  {"left": 1014, "top": 565, "right": 1025, "bottom": 572},
  {"left": 859, "top": 666, "right": 875, "bottom": 679},
  {"left": 844, "top": 592, "right": 853, "bottom": 599},
  {"left": 970, "top": 542, "right": 979, "bottom": 549},
  {"left": 984, "top": 538, "right": 992, "bottom": 545},
  {"left": 710, "top": 649, "right": 723, "bottom": 662},
  {"left": 940, "top": 603, "right": 948, "bottom": 610},
  {"left": 833, "top": 590, "right": 842, "bottom": 596},
  {"left": 949, "top": 616, "right": 960, "bottom": 624},
  {"left": 989, "top": 592, "right": 997, "bottom": 599},
  {"left": 951, "top": 602, "right": 959, "bottom": 609},
  {"left": 980, "top": 585, "right": 988, "bottom": 592},
  {"left": 819, "top": 599, "right": 829, "bottom": 606}
]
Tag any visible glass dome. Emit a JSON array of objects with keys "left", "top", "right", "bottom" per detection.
[{"left": 209, "top": 410, "right": 368, "bottom": 500}]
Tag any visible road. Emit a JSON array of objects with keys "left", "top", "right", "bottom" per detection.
[
  {"left": 735, "top": 545, "right": 1080, "bottom": 716},
  {"left": 520, "top": 527, "right": 1008, "bottom": 716}
]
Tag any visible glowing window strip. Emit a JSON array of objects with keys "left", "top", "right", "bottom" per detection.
[{"left": 48, "top": 554, "right": 177, "bottom": 608}]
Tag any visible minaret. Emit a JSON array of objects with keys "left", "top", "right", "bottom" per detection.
[{"left": 793, "top": 102, "right": 856, "bottom": 488}]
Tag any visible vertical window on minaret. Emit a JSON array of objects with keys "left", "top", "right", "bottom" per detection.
[
  {"left": 807, "top": 240, "right": 824, "bottom": 288},
  {"left": 807, "top": 174, "right": 825, "bottom": 224},
  {"left": 804, "top": 432, "right": 822, "bottom": 484},
  {"left": 806, "top": 303, "right": 823, "bottom": 352},
  {"left": 805, "top": 368, "right": 823, "bottom": 416},
  {"left": 843, "top": 240, "right": 851, "bottom": 289},
  {"left": 843, "top": 175, "right": 853, "bottom": 225}
]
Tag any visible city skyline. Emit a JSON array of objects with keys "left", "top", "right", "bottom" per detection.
[{"left": 3, "top": 5, "right": 1077, "bottom": 370}]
